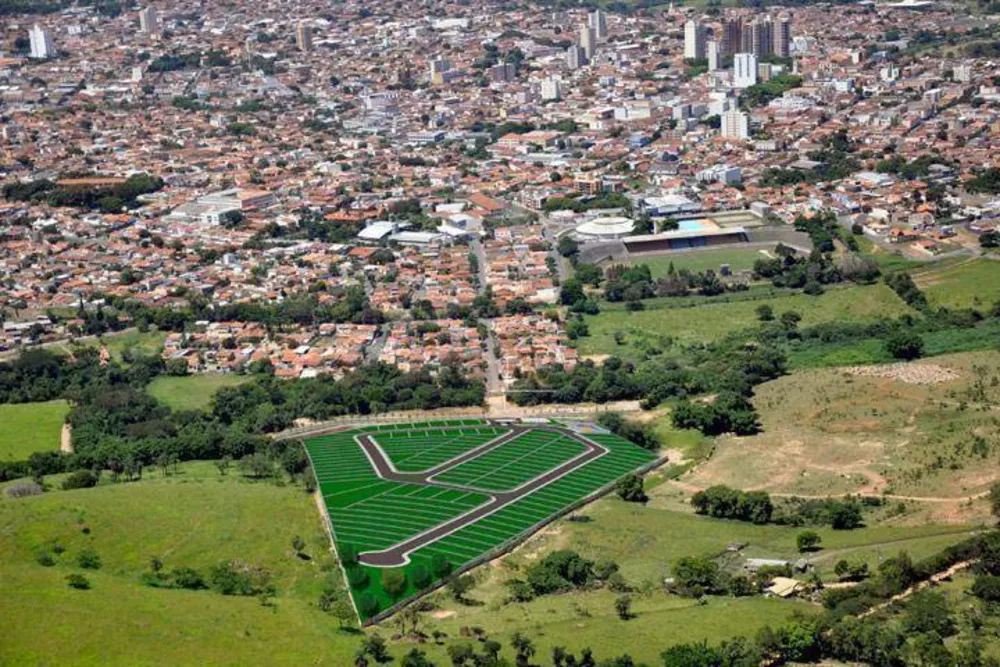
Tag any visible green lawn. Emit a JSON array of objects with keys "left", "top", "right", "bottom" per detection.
[
  {"left": 629, "top": 248, "right": 772, "bottom": 278},
  {"left": 0, "top": 461, "right": 354, "bottom": 666},
  {"left": 578, "top": 283, "right": 914, "bottom": 359},
  {"left": 147, "top": 374, "right": 250, "bottom": 412},
  {"left": 913, "top": 258, "right": 1000, "bottom": 310},
  {"left": 0, "top": 400, "right": 70, "bottom": 461}
]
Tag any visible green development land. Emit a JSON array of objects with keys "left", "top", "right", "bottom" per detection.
[{"left": 0, "top": 399, "right": 69, "bottom": 461}]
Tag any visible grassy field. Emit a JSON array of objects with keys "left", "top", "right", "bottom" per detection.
[
  {"left": 578, "top": 282, "right": 914, "bottom": 359},
  {"left": 0, "top": 461, "right": 356, "bottom": 666},
  {"left": 628, "top": 247, "right": 772, "bottom": 278},
  {"left": 676, "top": 350, "right": 1000, "bottom": 511},
  {"left": 912, "top": 258, "right": 1000, "bottom": 310},
  {"left": 147, "top": 374, "right": 250, "bottom": 412},
  {"left": 0, "top": 400, "right": 70, "bottom": 461}
]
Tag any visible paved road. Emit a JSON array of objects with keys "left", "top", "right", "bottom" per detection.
[
  {"left": 353, "top": 424, "right": 609, "bottom": 567},
  {"left": 470, "top": 236, "right": 503, "bottom": 396}
]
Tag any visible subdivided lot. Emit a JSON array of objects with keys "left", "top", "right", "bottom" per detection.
[
  {"left": 371, "top": 426, "right": 508, "bottom": 471},
  {"left": 305, "top": 423, "right": 657, "bottom": 621},
  {"left": 0, "top": 400, "right": 70, "bottom": 461}
]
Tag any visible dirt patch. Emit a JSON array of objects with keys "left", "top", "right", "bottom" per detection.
[
  {"left": 431, "top": 610, "right": 457, "bottom": 619},
  {"left": 842, "top": 363, "right": 960, "bottom": 385},
  {"left": 60, "top": 423, "right": 73, "bottom": 454}
]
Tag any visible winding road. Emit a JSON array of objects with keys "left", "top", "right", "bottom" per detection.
[{"left": 353, "top": 425, "right": 610, "bottom": 567}]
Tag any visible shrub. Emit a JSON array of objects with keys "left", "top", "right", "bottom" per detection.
[
  {"left": 66, "top": 573, "right": 91, "bottom": 589},
  {"left": 35, "top": 550, "right": 55, "bottom": 567},
  {"left": 62, "top": 469, "right": 100, "bottom": 490},
  {"left": 357, "top": 592, "right": 379, "bottom": 618},
  {"left": 410, "top": 564, "right": 431, "bottom": 589},
  {"left": 209, "top": 560, "right": 273, "bottom": 596},
  {"left": 339, "top": 543, "right": 358, "bottom": 566},
  {"left": 885, "top": 330, "right": 924, "bottom": 360},
  {"left": 345, "top": 565, "right": 369, "bottom": 589},
  {"left": 431, "top": 553, "right": 452, "bottom": 578},
  {"left": 5, "top": 481, "right": 44, "bottom": 498},
  {"left": 382, "top": 569, "right": 407, "bottom": 598},
  {"left": 77, "top": 549, "right": 102, "bottom": 570},
  {"left": 171, "top": 567, "right": 206, "bottom": 590}
]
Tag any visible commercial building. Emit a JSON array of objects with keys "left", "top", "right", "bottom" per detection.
[
  {"left": 540, "top": 77, "right": 561, "bottom": 101},
  {"left": 566, "top": 44, "right": 587, "bottom": 69},
  {"left": 707, "top": 40, "right": 720, "bottom": 71},
  {"left": 774, "top": 16, "right": 792, "bottom": 58}
]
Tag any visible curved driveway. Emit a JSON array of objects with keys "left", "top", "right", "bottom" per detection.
[{"left": 354, "top": 425, "right": 609, "bottom": 567}]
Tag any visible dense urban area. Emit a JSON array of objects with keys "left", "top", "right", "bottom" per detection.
[{"left": 4, "top": 0, "right": 1000, "bottom": 664}]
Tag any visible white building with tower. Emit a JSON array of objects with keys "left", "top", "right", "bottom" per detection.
[{"left": 706, "top": 40, "right": 720, "bottom": 71}]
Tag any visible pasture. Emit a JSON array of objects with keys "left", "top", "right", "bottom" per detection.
[
  {"left": 912, "top": 258, "right": 1000, "bottom": 310},
  {"left": 0, "top": 400, "right": 70, "bottom": 461},
  {"left": 147, "top": 373, "right": 250, "bottom": 412},
  {"left": 627, "top": 247, "right": 772, "bottom": 278},
  {"left": 577, "top": 282, "right": 914, "bottom": 359}
]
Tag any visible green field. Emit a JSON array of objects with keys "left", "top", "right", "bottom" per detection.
[
  {"left": 147, "top": 374, "right": 250, "bottom": 412},
  {"left": 0, "top": 461, "right": 354, "bottom": 666},
  {"left": 578, "top": 282, "right": 915, "bottom": 358},
  {"left": 913, "top": 258, "right": 1000, "bottom": 310},
  {"left": 306, "top": 423, "right": 657, "bottom": 621},
  {"left": 0, "top": 400, "right": 70, "bottom": 461},
  {"left": 628, "top": 247, "right": 772, "bottom": 278}
]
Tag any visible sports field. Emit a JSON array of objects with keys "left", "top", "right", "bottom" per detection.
[{"left": 304, "top": 420, "right": 658, "bottom": 622}]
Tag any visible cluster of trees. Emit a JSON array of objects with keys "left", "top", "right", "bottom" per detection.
[
  {"left": 596, "top": 412, "right": 659, "bottom": 451},
  {"left": 147, "top": 50, "right": 231, "bottom": 72},
  {"left": 740, "top": 74, "right": 803, "bottom": 109},
  {"left": 875, "top": 153, "right": 954, "bottom": 180},
  {"left": 759, "top": 131, "right": 860, "bottom": 187},
  {"left": 0, "top": 346, "right": 484, "bottom": 483},
  {"left": 652, "top": 265, "right": 747, "bottom": 299},
  {"left": 672, "top": 392, "right": 760, "bottom": 436},
  {"left": 2, "top": 173, "right": 164, "bottom": 213},
  {"left": 966, "top": 167, "right": 1000, "bottom": 194},
  {"left": 543, "top": 192, "right": 632, "bottom": 214},
  {"left": 773, "top": 496, "right": 866, "bottom": 530},
  {"left": 690, "top": 485, "right": 774, "bottom": 524},
  {"left": 506, "top": 550, "right": 625, "bottom": 602},
  {"left": 753, "top": 247, "right": 880, "bottom": 294}
]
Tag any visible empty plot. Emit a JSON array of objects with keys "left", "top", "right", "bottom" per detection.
[
  {"left": 431, "top": 430, "right": 586, "bottom": 491},
  {"left": 371, "top": 427, "right": 510, "bottom": 472}
]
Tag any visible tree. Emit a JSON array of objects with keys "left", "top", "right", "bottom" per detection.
[
  {"left": 830, "top": 502, "right": 863, "bottom": 530},
  {"left": 359, "top": 633, "right": 393, "bottom": 664},
  {"left": 332, "top": 598, "right": 356, "bottom": 628},
  {"left": 989, "top": 482, "right": 1000, "bottom": 521},
  {"left": 77, "top": 549, "right": 102, "bottom": 569},
  {"left": 382, "top": 568, "right": 407, "bottom": 599},
  {"left": 511, "top": 632, "right": 535, "bottom": 667},
  {"left": 447, "top": 574, "right": 476, "bottom": 603},
  {"left": 292, "top": 535, "right": 306, "bottom": 556},
  {"left": 400, "top": 649, "right": 436, "bottom": 667},
  {"left": 66, "top": 573, "right": 91, "bottom": 590},
  {"left": 615, "top": 594, "right": 632, "bottom": 620},
  {"left": 557, "top": 235, "right": 579, "bottom": 258},
  {"left": 615, "top": 473, "right": 648, "bottom": 503},
  {"left": 885, "top": 330, "right": 924, "bottom": 361},
  {"left": 981, "top": 230, "right": 1000, "bottom": 248},
  {"left": 756, "top": 304, "right": 775, "bottom": 321},
  {"left": 797, "top": 531, "right": 822, "bottom": 553},
  {"left": 903, "top": 592, "right": 956, "bottom": 637}
]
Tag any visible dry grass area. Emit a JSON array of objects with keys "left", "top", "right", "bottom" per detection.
[{"left": 667, "top": 351, "right": 1000, "bottom": 521}]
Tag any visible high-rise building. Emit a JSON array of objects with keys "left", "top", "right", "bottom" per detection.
[
  {"left": 733, "top": 53, "right": 758, "bottom": 88},
  {"left": 750, "top": 19, "right": 772, "bottom": 58},
  {"left": 295, "top": 22, "right": 313, "bottom": 52},
  {"left": 773, "top": 16, "right": 791, "bottom": 58},
  {"left": 429, "top": 58, "right": 453, "bottom": 84},
  {"left": 488, "top": 62, "right": 516, "bottom": 82},
  {"left": 138, "top": 7, "right": 158, "bottom": 35},
  {"left": 589, "top": 9, "right": 608, "bottom": 40},
  {"left": 541, "top": 77, "right": 561, "bottom": 101},
  {"left": 684, "top": 20, "right": 706, "bottom": 60},
  {"left": 28, "top": 24, "right": 54, "bottom": 59},
  {"left": 707, "top": 40, "right": 720, "bottom": 71},
  {"left": 721, "top": 18, "right": 742, "bottom": 56},
  {"left": 580, "top": 25, "right": 595, "bottom": 59},
  {"left": 566, "top": 44, "right": 587, "bottom": 69},
  {"left": 722, "top": 110, "right": 749, "bottom": 139}
]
